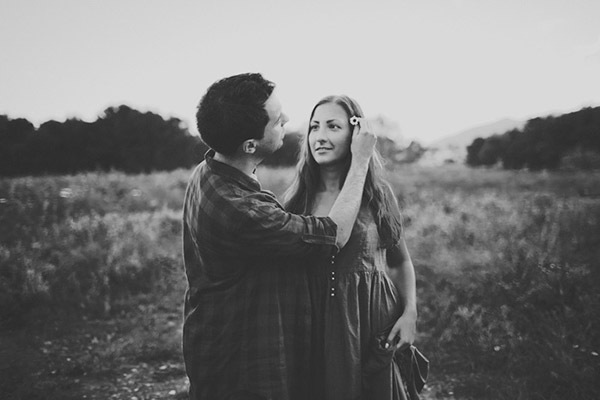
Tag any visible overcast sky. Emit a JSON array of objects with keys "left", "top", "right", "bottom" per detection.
[{"left": 1, "top": 0, "right": 599, "bottom": 144}]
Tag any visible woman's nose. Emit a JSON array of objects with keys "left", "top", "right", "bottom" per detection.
[{"left": 312, "top": 126, "right": 326, "bottom": 140}]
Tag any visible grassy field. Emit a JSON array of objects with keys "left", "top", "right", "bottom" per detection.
[{"left": 1, "top": 164, "right": 599, "bottom": 399}]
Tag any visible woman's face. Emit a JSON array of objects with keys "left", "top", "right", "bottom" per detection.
[{"left": 308, "top": 102, "right": 352, "bottom": 167}]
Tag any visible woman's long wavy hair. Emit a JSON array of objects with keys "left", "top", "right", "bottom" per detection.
[{"left": 283, "top": 95, "right": 403, "bottom": 247}]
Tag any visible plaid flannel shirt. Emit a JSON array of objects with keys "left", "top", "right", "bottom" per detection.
[{"left": 182, "top": 151, "right": 338, "bottom": 400}]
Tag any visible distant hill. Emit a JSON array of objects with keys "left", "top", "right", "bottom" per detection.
[
  {"left": 417, "top": 118, "right": 525, "bottom": 166},
  {"left": 431, "top": 118, "right": 525, "bottom": 149},
  {"left": 466, "top": 106, "right": 600, "bottom": 170}
]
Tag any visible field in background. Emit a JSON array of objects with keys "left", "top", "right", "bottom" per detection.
[{"left": 1, "top": 165, "right": 599, "bottom": 399}]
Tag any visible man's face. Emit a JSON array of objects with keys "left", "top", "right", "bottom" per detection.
[{"left": 256, "top": 91, "right": 289, "bottom": 156}]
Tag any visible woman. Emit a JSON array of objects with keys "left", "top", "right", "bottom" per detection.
[{"left": 284, "top": 95, "right": 418, "bottom": 400}]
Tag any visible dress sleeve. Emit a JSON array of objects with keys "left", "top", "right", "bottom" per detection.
[{"left": 383, "top": 183, "right": 407, "bottom": 265}]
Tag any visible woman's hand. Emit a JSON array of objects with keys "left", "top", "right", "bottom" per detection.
[
  {"left": 386, "top": 308, "right": 417, "bottom": 351},
  {"left": 350, "top": 117, "right": 377, "bottom": 167}
]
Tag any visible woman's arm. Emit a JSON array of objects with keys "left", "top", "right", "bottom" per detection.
[
  {"left": 328, "top": 119, "right": 376, "bottom": 248},
  {"left": 384, "top": 237, "right": 418, "bottom": 350}
]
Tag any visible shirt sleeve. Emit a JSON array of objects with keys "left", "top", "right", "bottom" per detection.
[{"left": 213, "top": 189, "right": 339, "bottom": 259}]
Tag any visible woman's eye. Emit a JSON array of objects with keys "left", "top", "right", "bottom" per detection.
[
  {"left": 328, "top": 124, "right": 340, "bottom": 130},
  {"left": 309, "top": 125, "right": 318, "bottom": 131}
]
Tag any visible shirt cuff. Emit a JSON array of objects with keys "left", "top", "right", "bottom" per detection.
[{"left": 300, "top": 216, "right": 339, "bottom": 255}]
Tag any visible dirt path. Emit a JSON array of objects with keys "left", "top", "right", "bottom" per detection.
[{"left": 2, "top": 304, "right": 455, "bottom": 400}]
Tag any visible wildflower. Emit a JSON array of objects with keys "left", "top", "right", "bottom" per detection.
[{"left": 59, "top": 188, "right": 73, "bottom": 198}]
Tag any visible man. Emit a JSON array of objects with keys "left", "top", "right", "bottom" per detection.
[{"left": 182, "top": 73, "right": 376, "bottom": 400}]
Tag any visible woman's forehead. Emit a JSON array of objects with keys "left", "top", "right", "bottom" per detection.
[{"left": 312, "top": 102, "right": 347, "bottom": 120}]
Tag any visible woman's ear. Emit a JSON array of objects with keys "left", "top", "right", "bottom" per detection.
[{"left": 242, "top": 139, "right": 257, "bottom": 154}]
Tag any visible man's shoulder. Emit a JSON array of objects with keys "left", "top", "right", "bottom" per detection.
[
  {"left": 188, "top": 162, "right": 271, "bottom": 209},
  {"left": 188, "top": 161, "right": 233, "bottom": 194},
  {"left": 186, "top": 160, "right": 207, "bottom": 186}
]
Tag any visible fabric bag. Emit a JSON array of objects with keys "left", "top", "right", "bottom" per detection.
[
  {"left": 363, "top": 329, "right": 430, "bottom": 400},
  {"left": 395, "top": 345, "right": 429, "bottom": 400}
]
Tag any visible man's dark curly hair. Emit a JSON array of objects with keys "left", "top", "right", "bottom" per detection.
[{"left": 196, "top": 73, "right": 276, "bottom": 155}]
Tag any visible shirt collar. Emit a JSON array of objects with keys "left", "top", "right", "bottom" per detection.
[{"left": 205, "top": 149, "right": 261, "bottom": 192}]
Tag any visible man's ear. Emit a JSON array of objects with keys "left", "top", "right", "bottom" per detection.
[{"left": 242, "top": 139, "right": 257, "bottom": 154}]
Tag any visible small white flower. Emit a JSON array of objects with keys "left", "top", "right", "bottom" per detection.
[{"left": 350, "top": 116, "right": 360, "bottom": 126}]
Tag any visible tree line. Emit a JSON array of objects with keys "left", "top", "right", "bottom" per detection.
[
  {"left": 0, "top": 105, "right": 307, "bottom": 177},
  {"left": 466, "top": 106, "right": 600, "bottom": 170}
]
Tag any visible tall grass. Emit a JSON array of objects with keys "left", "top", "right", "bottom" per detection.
[
  {"left": 0, "top": 170, "right": 189, "bottom": 321},
  {"left": 386, "top": 165, "right": 600, "bottom": 399},
  {"left": 1, "top": 164, "right": 599, "bottom": 398}
]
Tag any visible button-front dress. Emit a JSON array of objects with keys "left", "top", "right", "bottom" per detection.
[{"left": 308, "top": 206, "right": 408, "bottom": 400}]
